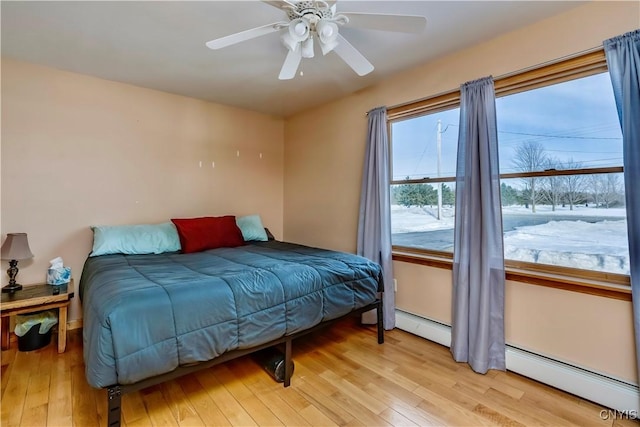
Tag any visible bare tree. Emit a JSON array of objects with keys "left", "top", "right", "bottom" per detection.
[
  {"left": 512, "top": 141, "right": 547, "bottom": 213},
  {"left": 601, "top": 173, "right": 623, "bottom": 208},
  {"left": 540, "top": 157, "right": 563, "bottom": 211},
  {"left": 561, "top": 159, "right": 585, "bottom": 211},
  {"left": 588, "top": 174, "right": 606, "bottom": 208}
]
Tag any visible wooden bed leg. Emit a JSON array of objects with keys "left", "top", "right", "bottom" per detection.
[
  {"left": 284, "top": 338, "right": 292, "bottom": 387},
  {"left": 107, "top": 386, "right": 122, "bottom": 427},
  {"left": 377, "top": 299, "right": 384, "bottom": 344}
]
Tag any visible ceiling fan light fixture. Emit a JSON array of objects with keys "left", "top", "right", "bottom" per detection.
[
  {"left": 281, "top": 32, "right": 298, "bottom": 51},
  {"left": 316, "top": 20, "right": 339, "bottom": 55},
  {"left": 301, "top": 36, "right": 314, "bottom": 58},
  {"left": 289, "top": 18, "right": 309, "bottom": 40},
  {"left": 319, "top": 39, "right": 338, "bottom": 56},
  {"left": 282, "top": 17, "right": 310, "bottom": 52},
  {"left": 293, "top": 21, "right": 308, "bottom": 37},
  {"left": 317, "top": 20, "right": 337, "bottom": 39}
]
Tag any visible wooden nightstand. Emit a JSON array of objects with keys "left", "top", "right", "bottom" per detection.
[{"left": 0, "top": 279, "right": 74, "bottom": 353}]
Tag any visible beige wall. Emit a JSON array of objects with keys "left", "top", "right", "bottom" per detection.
[
  {"left": 284, "top": 2, "right": 639, "bottom": 384},
  {"left": 395, "top": 268, "right": 636, "bottom": 383},
  {"left": 1, "top": 59, "right": 285, "bottom": 323}
]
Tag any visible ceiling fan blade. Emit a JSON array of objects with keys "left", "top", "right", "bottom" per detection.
[
  {"left": 333, "top": 34, "right": 374, "bottom": 76},
  {"left": 261, "top": 1, "right": 296, "bottom": 10},
  {"left": 206, "top": 22, "right": 286, "bottom": 50},
  {"left": 341, "top": 13, "right": 427, "bottom": 33},
  {"left": 279, "top": 47, "right": 302, "bottom": 80}
]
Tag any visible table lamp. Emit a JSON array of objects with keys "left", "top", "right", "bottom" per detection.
[{"left": 1, "top": 233, "right": 34, "bottom": 293}]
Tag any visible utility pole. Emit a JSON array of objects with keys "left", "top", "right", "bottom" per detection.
[{"left": 437, "top": 120, "right": 442, "bottom": 220}]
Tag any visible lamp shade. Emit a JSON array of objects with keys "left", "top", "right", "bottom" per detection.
[{"left": 1, "top": 233, "right": 34, "bottom": 261}]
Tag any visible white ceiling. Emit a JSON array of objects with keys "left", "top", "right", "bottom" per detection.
[{"left": 1, "top": 1, "right": 585, "bottom": 117}]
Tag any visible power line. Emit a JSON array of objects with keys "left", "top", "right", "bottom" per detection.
[
  {"left": 498, "top": 130, "right": 621, "bottom": 140},
  {"left": 445, "top": 123, "right": 622, "bottom": 141},
  {"left": 544, "top": 149, "right": 620, "bottom": 154}
]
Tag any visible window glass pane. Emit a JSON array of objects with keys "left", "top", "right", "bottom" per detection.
[
  {"left": 496, "top": 72, "right": 628, "bottom": 275},
  {"left": 496, "top": 73, "right": 623, "bottom": 173},
  {"left": 390, "top": 69, "right": 629, "bottom": 278},
  {"left": 391, "top": 182, "right": 456, "bottom": 252},
  {"left": 501, "top": 174, "right": 628, "bottom": 274},
  {"left": 391, "top": 108, "right": 460, "bottom": 181}
]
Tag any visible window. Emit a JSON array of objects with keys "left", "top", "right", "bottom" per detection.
[
  {"left": 389, "top": 50, "right": 630, "bottom": 288},
  {"left": 497, "top": 73, "right": 627, "bottom": 276},
  {"left": 391, "top": 107, "right": 459, "bottom": 253}
]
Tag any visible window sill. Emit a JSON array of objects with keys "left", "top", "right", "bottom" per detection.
[{"left": 392, "top": 250, "right": 631, "bottom": 302}]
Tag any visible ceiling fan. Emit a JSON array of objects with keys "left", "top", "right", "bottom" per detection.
[{"left": 205, "top": 0, "right": 427, "bottom": 80}]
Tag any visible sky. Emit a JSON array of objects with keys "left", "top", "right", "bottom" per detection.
[{"left": 391, "top": 72, "right": 623, "bottom": 181}]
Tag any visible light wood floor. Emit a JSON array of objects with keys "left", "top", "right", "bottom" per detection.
[{"left": 1, "top": 318, "right": 636, "bottom": 427}]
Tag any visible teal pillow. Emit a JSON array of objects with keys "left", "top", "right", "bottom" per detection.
[
  {"left": 236, "top": 215, "right": 268, "bottom": 242},
  {"left": 90, "top": 222, "right": 181, "bottom": 256}
]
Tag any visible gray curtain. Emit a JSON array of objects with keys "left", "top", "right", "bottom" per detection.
[
  {"left": 451, "top": 76, "right": 506, "bottom": 373},
  {"left": 604, "top": 29, "right": 640, "bottom": 383},
  {"left": 357, "top": 106, "right": 395, "bottom": 330}
]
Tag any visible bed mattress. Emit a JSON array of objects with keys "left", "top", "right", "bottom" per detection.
[{"left": 79, "top": 240, "right": 381, "bottom": 388}]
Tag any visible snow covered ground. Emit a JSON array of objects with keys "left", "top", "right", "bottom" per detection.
[
  {"left": 503, "top": 220, "right": 628, "bottom": 274},
  {"left": 501, "top": 205, "right": 626, "bottom": 217},
  {"left": 391, "top": 204, "right": 629, "bottom": 274},
  {"left": 391, "top": 205, "right": 455, "bottom": 233}
]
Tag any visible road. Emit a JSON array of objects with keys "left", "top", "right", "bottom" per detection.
[{"left": 392, "top": 213, "right": 624, "bottom": 251}]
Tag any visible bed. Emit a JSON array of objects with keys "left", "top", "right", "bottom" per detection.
[{"left": 79, "top": 235, "right": 384, "bottom": 427}]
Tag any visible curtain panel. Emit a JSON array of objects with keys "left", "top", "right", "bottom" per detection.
[
  {"left": 451, "top": 76, "right": 506, "bottom": 374},
  {"left": 358, "top": 106, "right": 395, "bottom": 330},
  {"left": 604, "top": 28, "right": 640, "bottom": 384}
]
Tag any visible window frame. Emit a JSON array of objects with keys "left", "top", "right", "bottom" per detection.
[{"left": 388, "top": 49, "right": 631, "bottom": 300}]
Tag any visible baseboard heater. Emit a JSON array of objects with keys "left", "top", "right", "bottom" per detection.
[{"left": 395, "top": 309, "right": 640, "bottom": 413}]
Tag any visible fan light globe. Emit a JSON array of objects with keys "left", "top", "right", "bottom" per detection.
[
  {"left": 288, "top": 18, "right": 309, "bottom": 40},
  {"left": 294, "top": 22, "right": 307, "bottom": 37},
  {"left": 301, "top": 37, "right": 314, "bottom": 59},
  {"left": 281, "top": 33, "right": 297, "bottom": 51},
  {"left": 320, "top": 25, "right": 333, "bottom": 38},
  {"left": 282, "top": 18, "right": 309, "bottom": 52},
  {"left": 317, "top": 20, "right": 339, "bottom": 55}
]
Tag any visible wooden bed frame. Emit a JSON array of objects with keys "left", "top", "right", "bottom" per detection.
[{"left": 105, "top": 296, "right": 384, "bottom": 427}]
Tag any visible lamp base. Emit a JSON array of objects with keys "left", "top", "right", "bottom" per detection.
[
  {"left": 4, "top": 259, "right": 22, "bottom": 293},
  {"left": 2, "top": 283, "right": 23, "bottom": 293}
]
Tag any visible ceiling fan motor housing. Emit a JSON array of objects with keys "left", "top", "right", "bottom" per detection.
[{"left": 286, "top": 1, "right": 333, "bottom": 22}]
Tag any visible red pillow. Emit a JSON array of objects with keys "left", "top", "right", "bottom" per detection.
[{"left": 171, "top": 216, "right": 244, "bottom": 254}]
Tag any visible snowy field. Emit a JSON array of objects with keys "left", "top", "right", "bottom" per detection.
[
  {"left": 391, "top": 205, "right": 455, "bottom": 233},
  {"left": 391, "top": 204, "right": 629, "bottom": 274},
  {"left": 500, "top": 205, "right": 626, "bottom": 217}
]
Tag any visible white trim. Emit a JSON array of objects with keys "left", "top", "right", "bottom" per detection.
[
  {"left": 67, "top": 319, "right": 82, "bottom": 331},
  {"left": 395, "top": 310, "right": 451, "bottom": 347},
  {"left": 395, "top": 310, "right": 640, "bottom": 412}
]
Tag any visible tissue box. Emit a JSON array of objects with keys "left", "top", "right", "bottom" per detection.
[{"left": 47, "top": 267, "right": 71, "bottom": 286}]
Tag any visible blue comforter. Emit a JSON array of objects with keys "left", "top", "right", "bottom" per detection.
[{"left": 79, "top": 241, "right": 381, "bottom": 388}]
